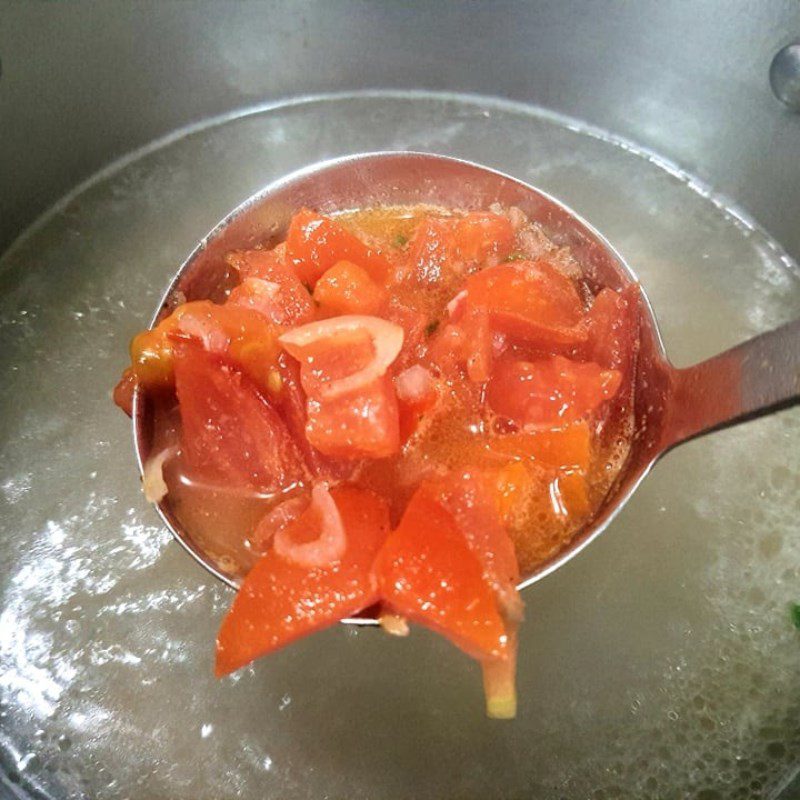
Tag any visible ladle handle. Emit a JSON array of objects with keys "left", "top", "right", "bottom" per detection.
[{"left": 664, "top": 317, "right": 800, "bottom": 448}]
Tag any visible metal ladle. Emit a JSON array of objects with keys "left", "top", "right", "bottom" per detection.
[{"left": 132, "top": 151, "right": 800, "bottom": 619}]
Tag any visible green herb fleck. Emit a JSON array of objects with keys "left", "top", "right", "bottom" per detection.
[
  {"left": 791, "top": 602, "right": 800, "bottom": 630},
  {"left": 504, "top": 251, "right": 527, "bottom": 262},
  {"left": 425, "top": 320, "right": 440, "bottom": 337},
  {"left": 392, "top": 234, "right": 409, "bottom": 248}
]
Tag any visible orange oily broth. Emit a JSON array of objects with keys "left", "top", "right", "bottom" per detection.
[{"left": 155, "top": 204, "right": 633, "bottom": 579}]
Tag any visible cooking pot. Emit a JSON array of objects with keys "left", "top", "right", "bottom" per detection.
[{"left": 1, "top": 3, "right": 798, "bottom": 798}]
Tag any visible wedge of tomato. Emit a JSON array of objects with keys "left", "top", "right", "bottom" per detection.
[
  {"left": 374, "top": 484, "right": 511, "bottom": 661},
  {"left": 466, "top": 261, "right": 587, "bottom": 348},
  {"left": 173, "top": 344, "right": 306, "bottom": 492},
  {"left": 430, "top": 471, "right": 522, "bottom": 622},
  {"left": 216, "top": 486, "right": 390, "bottom": 675},
  {"left": 486, "top": 355, "right": 621, "bottom": 427},
  {"left": 286, "top": 209, "right": 391, "bottom": 287}
]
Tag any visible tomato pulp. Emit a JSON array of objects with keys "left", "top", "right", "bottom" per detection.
[{"left": 116, "top": 202, "right": 639, "bottom": 718}]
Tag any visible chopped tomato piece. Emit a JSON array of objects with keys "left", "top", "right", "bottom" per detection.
[
  {"left": 385, "top": 302, "right": 428, "bottom": 371},
  {"left": 374, "top": 486, "right": 510, "bottom": 661},
  {"left": 466, "top": 261, "right": 587, "bottom": 347},
  {"left": 306, "top": 375, "right": 400, "bottom": 459},
  {"left": 486, "top": 355, "right": 621, "bottom": 426},
  {"left": 494, "top": 461, "right": 537, "bottom": 523},
  {"left": 216, "top": 486, "right": 390, "bottom": 675},
  {"left": 430, "top": 472, "right": 522, "bottom": 622},
  {"left": 313, "top": 260, "right": 387, "bottom": 317},
  {"left": 271, "top": 353, "right": 357, "bottom": 480},
  {"left": 227, "top": 250, "right": 315, "bottom": 326},
  {"left": 462, "top": 309, "right": 493, "bottom": 383},
  {"left": 226, "top": 247, "right": 284, "bottom": 281},
  {"left": 172, "top": 301, "right": 281, "bottom": 393},
  {"left": 174, "top": 344, "right": 306, "bottom": 492},
  {"left": 286, "top": 209, "right": 391, "bottom": 287},
  {"left": 493, "top": 458, "right": 589, "bottom": 524},
  {"left": 406, "top": 217, "right": 456, "bottom": 284},
  {"left": 427, "top": 321, "right": 467, "bottom": 376},
  {"left": 126, "top": 300, "right": 281, "bottom": 394},
  {"left": 584, "top": 284, "right": 639, "bottom": 372},
  {"left": 279, "top": 316, "right": 403, "bottom": 459},
  {"left": 454, "top": 212, "right": 514, "bottom": 263}
]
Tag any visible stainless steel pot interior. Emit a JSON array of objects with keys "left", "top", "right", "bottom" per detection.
[{"left": 1, "top": 4, "right": 799, "bottom": 800}]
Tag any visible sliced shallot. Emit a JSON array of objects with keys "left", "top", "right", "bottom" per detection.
[
  {"left": 249, "top": 494, "right": 310, "bottom": 554},
  {"left": 273, "top": 482, "right": 346, "bottom": 569},
  {"left": 142, "top": 446, "right": 178, "bottom": 503}
]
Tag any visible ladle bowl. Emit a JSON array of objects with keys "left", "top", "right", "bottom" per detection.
[{"left": 132, "top": 151, "right": 800, "bottom": 618}]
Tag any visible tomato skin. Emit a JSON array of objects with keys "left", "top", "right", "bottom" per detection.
[
  {"left": 466, "top": 261, "right": 587, "bottom": 348},
  {"left": 306, "top": 376, "right": 400, "bottom": 459},
  {"left": 313, "top": 260, "right": 387, "bottom": 317},
  {"left": 486, "top": 355, "right": 621, "bottom": 427},
  {"left": 374, "top": 487, "right": 510, "bottom": 661},
  {"left": 227, "top": 250, "right": 315, "bottom": 326},
  {"left": 286, "top": 209, "right": 391, "bottom": 287},
  {"left": 173, "top": 344, "right": 306, "bottom": 492},
  {"left": 454, "top": 212, "right": 514, "bottom": 263},
  {"left": 406, "top": 217, "right": 456, "bottom": 284},
  {"left": 215, "top": 486, "right": 390, "bottom": 675}
]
